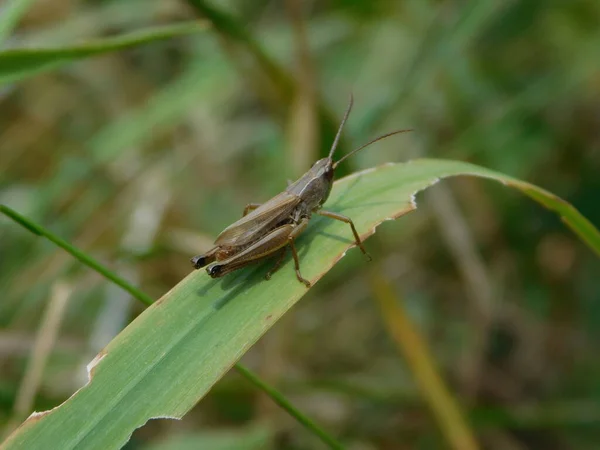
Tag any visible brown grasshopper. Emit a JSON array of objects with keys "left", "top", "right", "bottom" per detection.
[{"left": 191, "top": 96, "right": 410, "bottom": 287}]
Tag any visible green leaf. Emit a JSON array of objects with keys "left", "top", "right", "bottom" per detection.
[
  {"left": 0, "top": 22, "right": 206, "bottom": 85},
  {"left": 3, "top": 159, "right": 599, "bottom": 449}
]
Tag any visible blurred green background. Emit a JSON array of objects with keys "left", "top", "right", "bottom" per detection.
[{"left": 1, "top": 0, "right": 599, "bottom": 449}]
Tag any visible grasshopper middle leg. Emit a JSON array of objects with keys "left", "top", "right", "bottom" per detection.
[
  {"left": 316, "top": 209, "right": 371, "bottom": 261},
  {"left": 265, "top": 247, "right": 286, "bottom": 280},
  {"left": 287, "top": 218, "right": 310, "bottom": 287}
]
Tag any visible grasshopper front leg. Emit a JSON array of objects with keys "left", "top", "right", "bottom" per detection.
[
  {"left": 265, "top": 247, "right": 286, "bottom": 280},
  {"left": 316, "top": 209, "right": 372, "bottom": 261}
]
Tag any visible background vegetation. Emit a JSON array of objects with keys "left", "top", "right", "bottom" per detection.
[{"left": 1, "top": 0, "right": 599, "bottom": 449}]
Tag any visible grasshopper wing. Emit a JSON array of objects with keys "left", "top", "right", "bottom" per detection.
[{"left": 214, "top": 191, "right": 300, "bottom": 246}]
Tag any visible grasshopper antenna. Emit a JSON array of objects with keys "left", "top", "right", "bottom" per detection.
[
  {"left": 333, "top": 129, "right": 413, "bottom": 169},
  {"left": 328, "top": 94, "right": 354, "bottom": 160}
]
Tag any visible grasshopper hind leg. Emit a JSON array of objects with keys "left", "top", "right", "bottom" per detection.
[{"left": 191, "top": 247, "right": 219, "bottom": 269}]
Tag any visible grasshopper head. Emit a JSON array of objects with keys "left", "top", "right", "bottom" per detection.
[
  {"left": 290, "top": 95, "right": 411, "bottom": 210},
  {"left": 310, "top": 157, "right": 335, "bottom": 205},
  {"left": 311, "top": 157, "right": 335, "bottom": 180}
]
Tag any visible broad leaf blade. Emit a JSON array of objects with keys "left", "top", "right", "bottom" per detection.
[
  {"left": 3, "top": 159, "right": 599, "bottom": 449},
  {"left": 0, "top": 22, "right": 205, "bottom": 85}
]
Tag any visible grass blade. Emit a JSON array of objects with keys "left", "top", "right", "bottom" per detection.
[
  {"left": 235, "top": 365, "right": 344, "bottom": 450},
  {"left": 0, "top": 205, "right": 154, "bottom": 306},
  {"left": 0, "top": 0, "right": 37, "bottom": 45},
  {"left": 184, "top": 0, "right": 353, "bottom": 168},
  {"left": 0, "top": 22, "right": 205, "bottom": 85},
  {"left": 370, "top": 272, "right": 479, "bottom": 450}
]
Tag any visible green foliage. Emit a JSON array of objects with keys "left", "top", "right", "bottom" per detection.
[
  {"left": 0, "top": 22, "right": 204, "bottom": 85},
  {"left": 3, "top": 159, "right": 598, "bottom": 449},
  {"left": 2, "top": 1, "right": 599, "bottom": 449},
  {"left": 0, "top": 0, "right": 37, "bottom": 44}
]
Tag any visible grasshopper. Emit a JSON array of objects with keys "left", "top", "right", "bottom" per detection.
[{"left": 191, "top": 96, "right": 410, "bottom": 287}]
